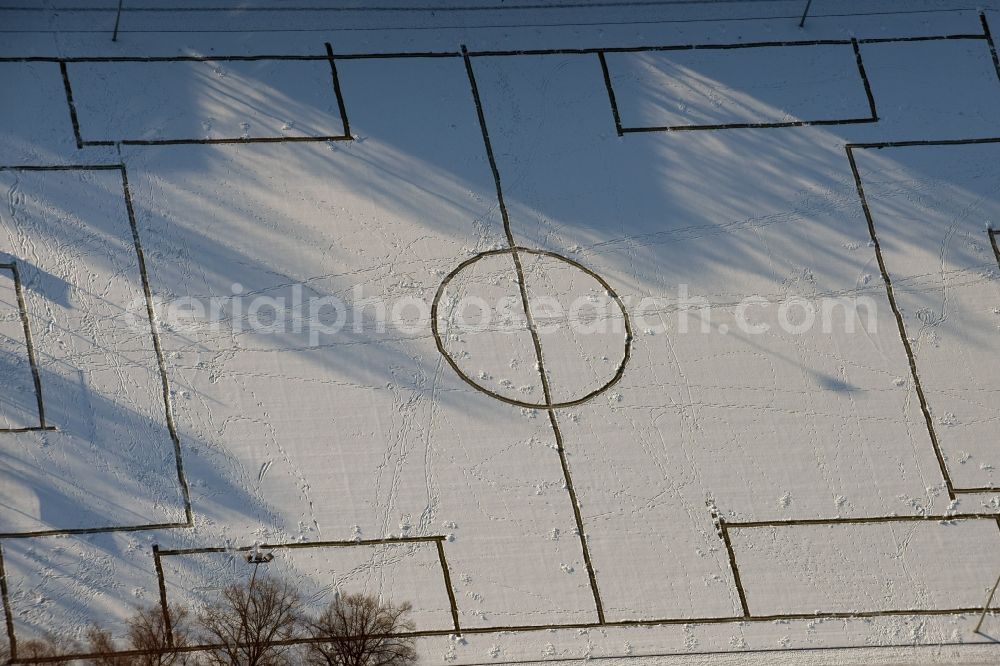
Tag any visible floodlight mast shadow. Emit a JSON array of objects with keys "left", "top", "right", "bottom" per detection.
[
  {"left": 799, "top": 0, "right": 814, "bottom": 28},
  {"left": 112, "top": 0, "right": 124, "bottom": 42}
]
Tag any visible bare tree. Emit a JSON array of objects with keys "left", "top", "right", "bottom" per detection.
[
  {"left": 84, "top": 625, "right": 130, "bottom": 665},
  {"left": 81, "top": 603, "right": 193, "bottom": 666},
  {"left": 302, "top": 594, "right": 417, "bottom": 666},
  {"left": 15, "top": 635, "right": 78, "bottom": 664},
  {"left": 125, "top": 604, "right": 194, "bottom": 666},
  {"left": 198, "top": 575, "right": 301, "bottom": 666},
  {"left": 102, "top": 604, "right": 194, "bottom": 666}
]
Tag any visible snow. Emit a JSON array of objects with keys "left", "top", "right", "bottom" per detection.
[
  {"left": 159, "top": 542, "right": 456, "bottom": 630},
  {"left": 69, "top": 58, "right": 348, "bottom": 143},
  {"left": 1, "top": 1, "right": 1000, "bottom": 664},
  {"left": 853, "top": 141, "right": 1000, "bottom": 491},
  {"left": 0, "top": 168, "right": 186, "bottom": 534},
  {"left": 730, "top": 520, "right": 1000, "bottom": 616},
  {"left": 604, "top": 43, "right": 873, "bottom": 129}
]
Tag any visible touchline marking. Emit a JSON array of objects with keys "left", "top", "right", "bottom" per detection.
[
  {"left": 12, "top": 23, "right": 990, "bottom": 153},
  {"left": 10, "top": 603, "right": 1000, "bottom": 664},
  {"left": 727, "top": 512, "right": 1000, "bottom": 529},
  {"left": 13, "top": 635, "right": 1000, "bottom": 666},
  {"left": 466, "top": 33, "right": 986, "bottom": 57},
  {"left": 0, "top": 27, "right": 986, "bottom": 64},
  {"left": 0, "top": 520, "right": 191, "bottom": 541}
]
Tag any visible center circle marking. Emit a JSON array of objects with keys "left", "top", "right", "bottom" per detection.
[{"left": 431, "top": 247, "right": 632, "bottom": 409}]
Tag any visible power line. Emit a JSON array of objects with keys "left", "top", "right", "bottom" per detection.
[
  {"left": 0, "top": 6, "right": 984, "bottom": 34},
  {"left": 0, "top": 0, "right": 800, "bottom": 12}
]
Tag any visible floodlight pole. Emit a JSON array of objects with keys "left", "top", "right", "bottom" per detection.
[
  {"left": 799, "top": 0, "right": 814, "bottom": 28},
  {"left": 249, "top": 559, "right": 260, "bottom": 591},
  {"left": 237, "top": 550, "right": 273, "bottom": 653},
  {"left": 246, "top": 549, "right": 274, "bottom": 596},
  {"left": 974, "top": 570, "right": 1000, "bottom": 634},
  {"left": 236, "top": 560, "right": 258, "bottom": 654},
  {"left": 112, "top": 0, "right": 124, "bottom": 42}
]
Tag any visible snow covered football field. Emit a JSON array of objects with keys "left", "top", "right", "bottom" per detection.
[{"left": 2, "top": 1, "right": 1000, "bottom": 663}]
